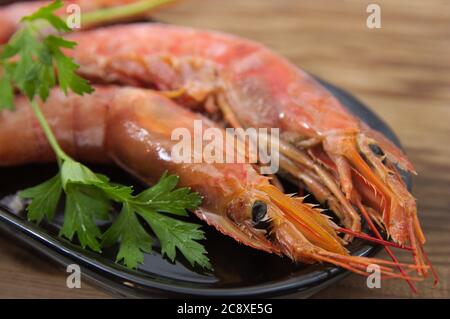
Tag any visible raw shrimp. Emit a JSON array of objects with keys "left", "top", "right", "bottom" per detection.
[
  {"left": 60, "top": 23, "right": 434, "bottom": 281},
  {"left": 0, "top": 86, "right": 418, "bottom": 279}
]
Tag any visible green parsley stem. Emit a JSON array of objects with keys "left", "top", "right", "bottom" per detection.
[
  {"left": 29, "top": 99, "right": 71, "bottom": 165},
  {"left": 80, "top": 0, "right": 175, "bottom": 28}
]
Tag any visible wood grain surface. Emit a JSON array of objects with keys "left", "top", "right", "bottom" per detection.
[{"left": 0, "top": 0, "right": 449, "bottom": 299}]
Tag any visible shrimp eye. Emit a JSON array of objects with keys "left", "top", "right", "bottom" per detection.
[
  {"left": 369, "top": 144, "right": 385, "bottom": 157},
  {"left": 252, "top": 201, "right": 267, "bottom": 225}
]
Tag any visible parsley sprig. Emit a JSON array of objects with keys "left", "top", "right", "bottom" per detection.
[
  {"left": 0, "top": 0, "right": 210, "bottom": 270},
  {"left": 0, "top": 0, "right": 92, "bottom": 108}
]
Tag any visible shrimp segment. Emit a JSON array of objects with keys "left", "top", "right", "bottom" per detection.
[
  {"left": 61, "top": 24, "right": 432, "bottom": 277},
  {"left": 0, "top": 86, "right": 419, "bottom": 279}
]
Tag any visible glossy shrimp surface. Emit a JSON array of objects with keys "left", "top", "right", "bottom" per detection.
[
  {"left": 61, "top": 24, "right": 431, "bottom": 276},
  {"left": 0, "top": 86, "right": 418, "bottom": 279}
]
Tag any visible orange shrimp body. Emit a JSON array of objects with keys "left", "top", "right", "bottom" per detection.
[
  {"left": 62, "top": 24, "right": 429, "bottom": 274},
  {"left": 0, "top": 86, "right": 416, "bottom": 278}
]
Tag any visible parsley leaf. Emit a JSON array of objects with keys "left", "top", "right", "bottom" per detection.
[
  {"left": 102, "top": 203, "right": 152, "bottom": 269},
  {"left": 0, "top": 71, "right": 14, "bottom": 110},
  {"left": 21, "top": 0, "right": 71, "bottom": 32},
  {"left": 61, "top": 159, "right": 102, "bottom": 187},
  {"left": 19, "top": 173, "right": 62, "bottom": 223},
  {"left": 102, "top": 171, "right": 208, "bottom": 269},
  {"left": 44, "top": 35, "right": 93, "bottom": 95},
  {"left": 138, "top": 209, "right": 210, "bottom": 269},
  {"left": 20, "top": 160, "right": 210, "bottom": 269},
  {"left": 60, "top": 185, "right": 106, "bottom": 252},
  {"left": 0, "top": 0, "right": 92, "bottom": 110},
  {"left": 135, "top": 172, "right": 202, "bottom": 216}
]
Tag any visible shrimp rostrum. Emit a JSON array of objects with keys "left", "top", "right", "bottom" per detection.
[
  {"left": 0, "top": 86, "right": 420, "bottom": 279},
  {"left": 60, "top": 24, "right": 434, "bottom": 280}
]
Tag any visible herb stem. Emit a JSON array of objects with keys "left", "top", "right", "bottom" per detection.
[
  {"left": 29, "top": 99, "right": 71, "bottom": 165},
  {"left": 81, "top": 0, "right": 175, "bottom": 28}
]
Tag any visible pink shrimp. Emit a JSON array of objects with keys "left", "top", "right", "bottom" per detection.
[
  {"left": 57, "top": 24, "right": 435, "bottom": 283},
  {"left": 0, "top": 86, "right": 419, "bottom": 279}
]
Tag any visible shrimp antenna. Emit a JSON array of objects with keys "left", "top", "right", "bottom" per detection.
[
  {"left": 356, "top": 202, "right": 418, "bottom": 294},
  {"left": 337, "top": 227, "right": 413, "bottom": 251}
]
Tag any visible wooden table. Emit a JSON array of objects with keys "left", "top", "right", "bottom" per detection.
[{"left": 0, "top": 0, "right": 449, "bottom": 298}]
